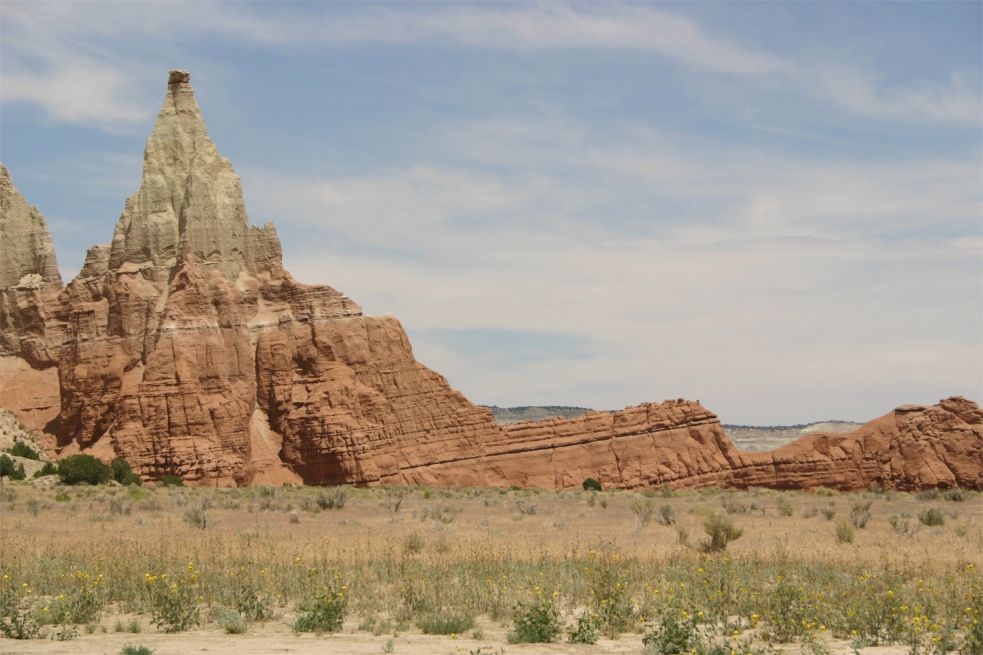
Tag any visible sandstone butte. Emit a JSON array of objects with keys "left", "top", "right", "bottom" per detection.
[{"left": 1, "top": 71, "right": 980, "bottom": 491}]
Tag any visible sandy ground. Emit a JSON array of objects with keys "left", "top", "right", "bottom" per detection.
[{"left": 0, "top": 624, "right": 910, "bottom": 655}]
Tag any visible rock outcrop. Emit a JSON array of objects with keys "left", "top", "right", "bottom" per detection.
[
  {"left": 0, "top": 164, "right": 64, "bottom": 367},
  {"left": 0, "top": 71, "right": 979, "bottom": 491},
  {"left": 476, "top": 397, "right": 982, "bottom": 491}
]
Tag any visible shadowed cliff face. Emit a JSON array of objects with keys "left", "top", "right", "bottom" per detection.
[{"left": 0, "top": 71, "right": 980, "bottom": 490}]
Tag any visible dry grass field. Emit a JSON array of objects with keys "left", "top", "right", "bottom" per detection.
[{"left": 1, "top": 482, "right": 981, "bottom": 655}]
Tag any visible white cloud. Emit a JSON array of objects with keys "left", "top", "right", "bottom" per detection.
[
  {"left": 815, "top": 67, "right": 982, "bottom": 125},
  {"left": 240, "top": 115, "right": 982, "bottom": 422}
]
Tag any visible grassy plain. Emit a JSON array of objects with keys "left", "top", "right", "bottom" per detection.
[{"left": 1, "top": 482, "right": 981, "bottom": 655}]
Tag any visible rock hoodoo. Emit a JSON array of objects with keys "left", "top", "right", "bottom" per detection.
[{"left": 0, "top": 71, "right": 980, "bottom": 490}]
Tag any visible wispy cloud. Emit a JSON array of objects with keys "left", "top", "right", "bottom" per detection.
[
  {"left": 3, "top": 2, "right": 979, "bottom": 130},
  {"left": 814, "top": 67, "right": 982, "bottom": 125}
]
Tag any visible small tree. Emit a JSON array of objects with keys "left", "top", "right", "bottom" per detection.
[
  {"left": 6, "top": 442, "right": 39, "bottom": 460},
  {"left": 582, "top": 478, "right": 602, "bottom": 492},
  {"left": 0, "top": 454, "right": 26, "bottom": 480},
  {"left": 57, "top": 454, "right": 112, "bottom": 485},
  {"left": 111, "top": 458, "right": 142, "bottom": 486}
]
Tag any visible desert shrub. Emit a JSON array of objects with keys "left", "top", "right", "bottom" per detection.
[
  {"left": 587, "top": 553, "right": 634, "bottom": 636},
  {"left": 918, "top": 508, "right": 945, "bottom": 526},
  {"left": 182, "top": 501, "right": 208, "bottom": 529},
  {"left": 220, "top": 572, "right": 276, "bottom": 622},
  {"left": 700, "top": 512, "right": 742, "bottom": 553},
  {"left": 850, "top": 500, "right": 872, "bottom": 528},
  {"left": 720, "top": 494, "right": 748, "bottom": 514},
  {"left": 508, "top": 593, "right": 561, "bottom": 643},
  {"left": 888, "top": 513, "right": 916, "bottom": 537},
  {"left": 835, "top": 519, "right": 854, "bottom": 544},
  {"left": 582, "top": 478, "right": 602, "bottom": 492},
  {"left": 944, "top": 488, "right": 966, "bottom": 502},
  {"left": 293, "top": 581, "right": 348, "bottom": 633},
  {"left": 415, "top": 609, "right": 474, "bottom": 635},
  {"left": 642, "top": 608, "right": 699, "bottom": 655},
  {"left": 402, "top": 532, "right": 424, "bottom": 555},
  {"left": 569, "top": 610, "right": 599, "bottom": 644},
  {"left": 315, "top": 487, "right": 348, "bottom": 510},
  {"left": 383, "top": 487, "right": 407, "bottom": 515},
  {"left": 121, "top": 646, "right": 154, "bottom": 655},
  {"left": 145, "top": 568, "right": 201, "bottom": 632},
  {"left": 213, "top": 608, "right": 247, "bottom": 634},
  {"left": 422, "top": 504, "right": 459, "bottom": 523},
  {"left": 111, "top": 458, "right": 141, "bottom": 486},
  {"left": 0, "top": 582, "right": 40, "bottom": 639},
  {"left": 821, "top": 505, "right": 835, "bottom": 520},
  {"left": 160, "top": 474, "right": 184, "bottom": 487},
  {"left": 775, "top": 496, "right": 794, "bottom": 516},
  {"left": 657, "top": 504, "right": 676, "bottom": 525},
  {"left": 33, "top": 461, "right": 57, "bottom": 478},
  {"left": 6, "top": 442, "right": 39, "bottom": 460},
  {"left": 631, "top": 498, "right": 655, "bottom": 527},
  {"left": 514, "top": 500, "right": 537, "bottom": 515},
  {"left": 57, "top": 454, "right": 111, "bottom": 485},
  {"left": 0, "top": 455, "right": 25, "bottom": 480},
  {"left": 46, "top": 570, "right": 104, "bottom": 625}
]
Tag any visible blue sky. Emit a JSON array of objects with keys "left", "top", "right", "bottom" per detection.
[{"left": 1, "top": 1, "right": 981, "bottom": 424}]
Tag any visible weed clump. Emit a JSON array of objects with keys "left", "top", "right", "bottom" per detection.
[
  {"left": 293, "top": 580, "right": 348, "bottom": 633},
  {"left": 508, "top": 592, "right": 561, "bottom": 643},
  {"left": 918, "top": 507, "right": 945, "bottom": 526},
  {"left": 700, "top": 512, "right": 742, "bottom": 553}
]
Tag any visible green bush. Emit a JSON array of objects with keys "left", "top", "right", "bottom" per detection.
[
  {"left": 57, "top": 454, "right": 111, "bottom": 485},
  {"left": 146, "top": 570, "right": 200, "bottom": 633},
  {"left": 6, "top": 442, "right": 39, "bottom": 460},
  {"left": 569, "top": 611, "right": 599, "bottom": 644},
  {"left": 582, "top": 478, "right": 602, "bottom": 492},
  {"left": 508, "top": 594, "right": 562, "bottom": 643},
  {"left": 214, "top": 608, "right": 247, "bottom": 634},
  {"left": 918, "top": 507, "right": 945, "bottom": 526},
  {"left": 33, "top": 461, "right": 57, "bottom": 478},
  {"left": 642, "top": 608, "right": 699, "bottom": 655},
  {"left": 160, "top": 474, "right": 185, "bottom": 487},
  {"left": 835, "top": 519, "right": 855, "bottom": 544},
  {"left": 293, "top": 582, "right": 348, "bottom": 633},
  {"left": 0, "top": 455, "right": 25, "bottom": 480},
  {"left": 121, "top": 646, "right": 154, "bottom": 655},
  {"left": 111, "top": 458, "right": 142, "bottom": 486},
  {"left": 415, "top": 609, "right": 475, "bottom": 635}
]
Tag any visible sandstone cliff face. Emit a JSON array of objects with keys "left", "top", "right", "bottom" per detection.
[
  {"left": 0, "top": 71, "right": 979, "bottom": 491},
  {"left": 462, "top": 397, "right": 982, "bottom": 491},
  {"left": 38, "top": 71, "right": 505, "bottom": 486},
  {"left": 0, "top": 165, "right": 64, "bottom": 367}
]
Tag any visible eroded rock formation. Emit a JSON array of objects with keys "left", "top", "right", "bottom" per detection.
[
  {"left": 0, "top": 70, "right": 979, "bottom": 491},
  {"left": 484, "top": 397, "right": 982, "bottom": 491}
]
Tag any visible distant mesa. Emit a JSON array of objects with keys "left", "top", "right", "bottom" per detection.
[{"left": 1, "top": 71, "right": 980, "bottom": 491}]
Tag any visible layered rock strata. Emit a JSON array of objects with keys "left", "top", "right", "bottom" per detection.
[
  {"left": 484, "top": 397, "right": 982, "bottom": 491},
  {"left": 0, "top": 71, "right": 980, "bottom": 491}
]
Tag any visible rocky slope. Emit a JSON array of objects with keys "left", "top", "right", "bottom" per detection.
[{"left": 0, "top": 70, "right": 979, "bottom": 491}]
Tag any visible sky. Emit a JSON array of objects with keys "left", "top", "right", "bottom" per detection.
[{"left": 1, "top": 1, "right": 981, "bottom": 424}]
